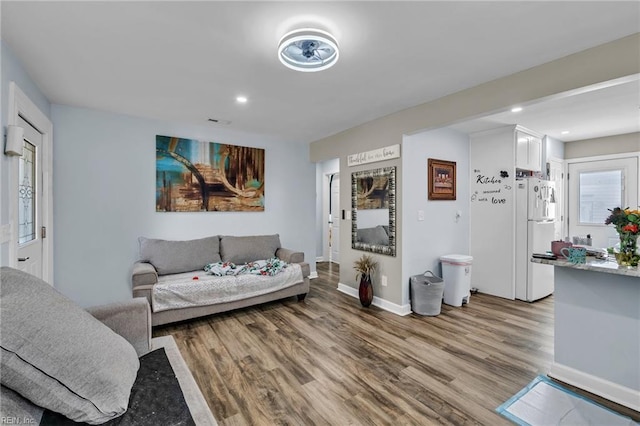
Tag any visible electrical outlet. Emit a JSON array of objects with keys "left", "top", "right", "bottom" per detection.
[{"left": 381, "top": 275, "right": 388, "bottom": 286}]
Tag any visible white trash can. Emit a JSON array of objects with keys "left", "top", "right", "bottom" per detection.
[{"left": 440, "top": 254, "right": 473, "bottom": 307}]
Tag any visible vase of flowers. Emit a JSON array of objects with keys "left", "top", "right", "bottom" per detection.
[
  {"left": 605, "top": 207, "right": 640, "bottom": 267},
  {"left": 354, "top": 254, "right": 378, "bottom": 307}
]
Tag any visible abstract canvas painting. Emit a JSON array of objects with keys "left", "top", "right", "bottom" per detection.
[{"left": 156, "top": 135, "right": 265, "bottom": 212}]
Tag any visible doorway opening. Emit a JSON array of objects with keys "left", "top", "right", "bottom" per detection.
[
  {"left": 316, "top": 158, "right": 339, "bottom": 264},
  {"left": 328, "top": 173, "right": 339, "bottom": 264}
]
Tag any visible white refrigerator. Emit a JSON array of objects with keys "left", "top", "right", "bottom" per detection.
[{"left": 515, "top": 178, "right": 556, "bottom": 302}]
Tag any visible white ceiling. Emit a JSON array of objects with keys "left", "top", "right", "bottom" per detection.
[
  {"left": 1, "top": 1, "right": 639, "bottom": 144},
  {"left": 451, "top": 77, "right": 640, "bottom": 142}
]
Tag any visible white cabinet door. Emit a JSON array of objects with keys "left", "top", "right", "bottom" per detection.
[
  {"left": 528, "top": 136, "right": 542, "bottom": 172},
  {"left": 516, "top": 131, "right": 530, "bottom": 170},
  {"left": 516, "top": 131, "right": 542, "bottom": 172}
]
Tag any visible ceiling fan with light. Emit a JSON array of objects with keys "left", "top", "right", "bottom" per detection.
[{"left": 278, "top": 28, "right": 339, "bottom": 72}]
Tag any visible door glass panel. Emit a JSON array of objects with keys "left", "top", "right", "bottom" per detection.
[
  {"left": 578, "top": 169, "right": 622, "bottom": 225},
  {"left": 18, "top": 140, "right": 36, "bottom": 244}
]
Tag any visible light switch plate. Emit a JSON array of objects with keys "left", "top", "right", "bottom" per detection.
[{"left": 418, "top": 210, "right": 425, "bottom": 221}]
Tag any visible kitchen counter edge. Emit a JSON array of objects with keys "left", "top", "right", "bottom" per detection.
[{"left": 531, "top": 257, "right": 640, "bottom": 277}]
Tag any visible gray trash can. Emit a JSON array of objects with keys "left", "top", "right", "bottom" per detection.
[{"left": 410, "top": 271, "right": 445, "bottom": 316}]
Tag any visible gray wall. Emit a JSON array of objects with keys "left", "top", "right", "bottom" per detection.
[
  {"left": 0, "top": 41, "right": 52, "bottom": 265},
  {"left": 341, "top": 154, "right": 403, "bottom": 305},
  {"left": 402, "top": 128, "right": 470, "bottom": 306},
  {"left": 52, "top": 105, "right": 316, "bottom": 307},
  {"left": 564, "top": 132, "right": 640, "bottom": 159},
  {"left": 554, "top": 267, "right": 639, "bottom": 393},
  {"left": 309, "top": 34, "right": 639, "bottom": 310}
]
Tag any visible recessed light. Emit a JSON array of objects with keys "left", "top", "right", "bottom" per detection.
[
  {"left": 236, "top": 96, "right": 248, "bottom": 103},
  {"left": 511, "top": 107, "right": 523, "bottom": 113},
  {"left": 561, "top": 130, "right": 570, "bottom": 135}
]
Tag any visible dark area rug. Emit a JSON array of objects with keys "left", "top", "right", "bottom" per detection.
[{"left": 41, "top": 348, "right": 195, "bottom": 426}]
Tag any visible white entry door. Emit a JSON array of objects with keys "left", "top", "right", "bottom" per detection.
[
  {"left": 330, "top": 174, "right": 340, "bottom": 263},
  {"left": 568, "top": 156, "right": 639, "bottom": 249},
  {"left": 16, "top": 116, "right": 44, "bottom": 278}
]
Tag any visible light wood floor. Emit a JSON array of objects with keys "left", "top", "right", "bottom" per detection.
[{"left": 154, "top": 262, "right": 636, "bottom": 425}]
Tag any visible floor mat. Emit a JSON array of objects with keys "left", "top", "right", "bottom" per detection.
[
  {"left": 496, "top": 375, "right": 638, "bottom": 425},
  {"left": 41, "top": 348, "right": 195, "bottom": 425}
]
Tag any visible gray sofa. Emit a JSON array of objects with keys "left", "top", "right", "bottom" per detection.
[
  {"left": 132, "top": 234, "right": 310, "bottom": 326},
  {"left": 357, "top": 225, "right": 390, "bottom": 246},
  {"left": 0, "top": 267, "right": 216, "bottom": 425}
]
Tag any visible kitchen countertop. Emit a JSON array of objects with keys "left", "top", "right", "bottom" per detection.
[{"left": 531, "top": 256, "right": 640, "bottom": 277}]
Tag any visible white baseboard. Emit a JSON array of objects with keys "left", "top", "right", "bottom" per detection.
[
  {"left": 336, "top": 283, "right": 358, "bottom": 298},
  {"left": 337, "top": 283, "right": 412, "bottom": 316},
  {"left": 309, "top": 271, "right": 318, "bottom": 279},
  {"left": 317, "top": 259, "right": 340, "bottom": 265},
  {"left": 315, "top": 257, "right": 340, "bottom": 265},
  {"left": 548, "top": 362, "right": 640, "bottom": 412}
]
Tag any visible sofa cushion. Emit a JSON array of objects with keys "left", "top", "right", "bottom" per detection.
[
  {"left": 0, "top": 267, "right": 139, "bottom": 425},
  {"left": 0, "top": 385, "right": 43, "bottom": 425},
  {"left": 139, "top": 236, "right": 220, "bottom": 275},
  {"left": 357, "top": 225, "right": 389, "bottom": 246},
  {"left": 220, "top": 234, "right": 281, "bottom": 264}
]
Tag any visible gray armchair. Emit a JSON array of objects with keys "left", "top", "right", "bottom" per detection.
[{"left": 0, "top": 266, "right": 216, "bottom": 425}]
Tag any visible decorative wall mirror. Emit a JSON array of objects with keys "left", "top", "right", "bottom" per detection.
[{"left": 351, "top": 166, "right": 396, "bottom": 256}]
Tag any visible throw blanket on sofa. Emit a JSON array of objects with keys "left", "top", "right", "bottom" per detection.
[
  {"left": 203, "top": 257, "right": 287, "bottom": 277},
  {"left": 152, "top": 263, "right": 303, "bottom": 313}
]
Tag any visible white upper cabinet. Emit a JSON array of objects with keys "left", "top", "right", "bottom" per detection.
[{"left": 515, "top": 130, "right": 542, "bottom": 172}]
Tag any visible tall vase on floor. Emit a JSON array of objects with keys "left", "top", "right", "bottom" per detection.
[
  {"left": 359, "top": 274, "right": 373, "bottom": 307},
  {"left": 354, "top": 254, "right": 378, "bottom": 308},
  {"left": 616, "top": 232, "right": 639, "bottom": 268}
]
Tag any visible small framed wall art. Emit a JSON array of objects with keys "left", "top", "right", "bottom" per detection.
[{"left": 428, "top": 158, "right": 456, "bottom": 200}]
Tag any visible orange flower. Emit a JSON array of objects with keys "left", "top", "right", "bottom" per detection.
[{"left": 622, "top": 223, "right": 639, "bottom": 234}]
